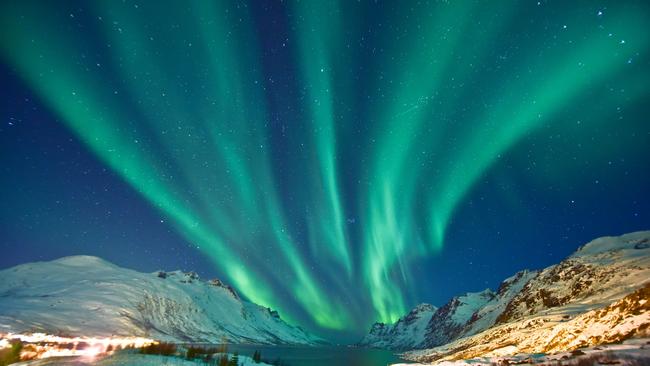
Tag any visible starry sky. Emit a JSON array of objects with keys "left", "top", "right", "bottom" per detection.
[{"left": 0, "top": 0, "right": 649, "bottom": 342}]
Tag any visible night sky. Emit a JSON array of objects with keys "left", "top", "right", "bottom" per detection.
[{"left": 1, "top": 0, "right": 649, "bottom": 342}]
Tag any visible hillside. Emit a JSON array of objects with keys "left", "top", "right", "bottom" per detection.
[
  {"left": 0, "top": 256, "right": 322, "bottom": 345},
  {"left": 360, "top": 231, "right": 650, "bottom": 362}
]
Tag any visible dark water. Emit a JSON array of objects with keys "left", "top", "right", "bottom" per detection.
[{"left": 214, "top": 345, "right": 406, "bottom": 366}]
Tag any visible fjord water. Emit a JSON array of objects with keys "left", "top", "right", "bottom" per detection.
[{"left": 218, "top": 345, "right": 404, "bottom": 366}]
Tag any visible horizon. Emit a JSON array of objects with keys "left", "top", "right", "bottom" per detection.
[{"left": 1, "top": 0, "right": 649, "bottom": 344}]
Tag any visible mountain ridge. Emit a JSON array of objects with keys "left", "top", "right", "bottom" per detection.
[
  {"left": 0, "top": 255, "right": 323, "bottom": 345},
  {"left": 359, "top": 230, "right": 650, "bottom": 359}
]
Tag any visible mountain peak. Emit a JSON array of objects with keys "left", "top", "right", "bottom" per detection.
[
  {"left": 411, "top": 303, "right": 437, "bottom": 314},
  {"left": 453, "top": 288, "right": 495, "bottom": 307}
]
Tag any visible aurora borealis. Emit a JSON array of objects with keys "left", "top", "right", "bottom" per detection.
[{"left": 1, "top": 0, "right": 649, "bottom": 341}]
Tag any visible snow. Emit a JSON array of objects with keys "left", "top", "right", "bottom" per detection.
[
  {"left": 0, "top": 256, "right": 322, "bottom": 345},
  {"left": 572, "top": 230, "right": 650, "bottom": 258},
  {"left": 449, "top": 290, "right": 494, "bottom": 325},
  {"left": 358, "top": 303, "right": 438, "bottom": 349},
  {"left": 462, "top": 270, "right": 538, "bottom": 336},
  {"left": 400, "top": 229, "right": 650, "bottom": 362},
  {"left": 362, "top": 230, "right": 650, "bottom": 360},
  {"left": 360, "top": 270, "right": 538, "bottom": 350}
]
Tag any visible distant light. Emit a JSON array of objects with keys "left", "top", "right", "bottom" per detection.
[
  {"left": 85, "top": 345, "right": 103, "bottom": 358},
  {"left": 0, "top": 333, "right": 156, "bottom": 361}
]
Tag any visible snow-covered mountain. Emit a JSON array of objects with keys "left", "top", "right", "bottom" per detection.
[
  {"left": 458, "top": 269, "right": 537, "bottom": 339},
  {"left": 405, "top": 282, "right": 650, "bottom": 363},
  {"left": 359, "top": 276, "right": 531, "bottom": 351},
  {"left": 0, "top": 256, "right": 323, "bottom": 345},
  {"left": 360, "top": 231, "right": 650, "bottom": 359},
  {"left": 421, "top": 288, "right": 496, "bottom": 348},
  {"left": 358, "top": 303, "right": 437, "bottom": 349}
]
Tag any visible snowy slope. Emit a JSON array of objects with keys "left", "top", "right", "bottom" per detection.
[
  {"left": 458, "top": 269, "right": 538, "bottom": 339},
  {"left": 422, "top": 289, "right": 495, "bottom": 348},
  {"left": 405, "top": 283, "right": 650, "bottom": 363},
  {"left": 360, "top": 231, "right": 650, "bottom": 353},
  {"left": 358, "top": 290, "right": 500, "bottom": 350},
  {"left": 401, "top": 230, "right": 650, "bottom": 362},
  {"left": 0, "top": 256, "right": 322, "bottom": 345},
  {"left": 358, "top": 304, "right": 437, "bottom": 349},
  {"left": 496, "top": 231, "right": 650, "bottom": 324}
]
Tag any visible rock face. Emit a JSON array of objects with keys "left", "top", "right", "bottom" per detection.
[
  {"left": 0, "top": 256, "right": 323, "bottom": 345},
  {"left": 360, "top": 231, "right": 650, "bottom": 357}
]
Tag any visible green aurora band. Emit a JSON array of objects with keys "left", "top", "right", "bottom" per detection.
[{"left": 1, "top": 0, "right": 648, "bottom": 333}]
